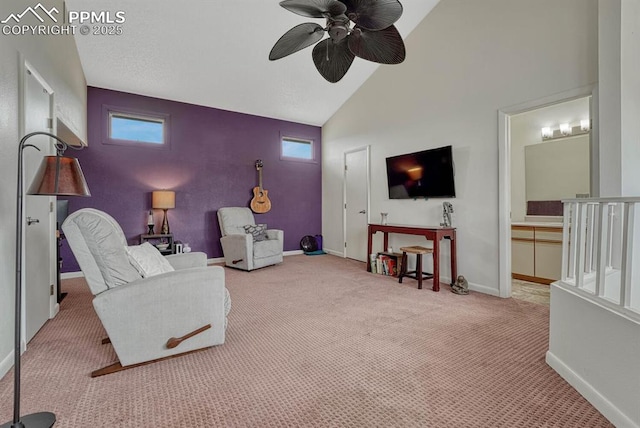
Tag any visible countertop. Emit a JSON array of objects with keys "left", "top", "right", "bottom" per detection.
[{"left": 511, "top": 221, "right": 563, "bottom": 228}]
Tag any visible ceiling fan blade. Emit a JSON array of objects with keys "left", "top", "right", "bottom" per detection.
[
  {"left": 342, "top": 0, "right": 403, "bottom": 30},
  {"left": 312, "top": 38, "right": 355, "bottom": 83},
  {"left": 269, "top": 23, "right": 325, "bottom": 60},
  {"left": 280, "top": 0, "right": 347, "bottom": 19},
  {"left": 348, "top": 25, "right": 405, "bottom": 64}
]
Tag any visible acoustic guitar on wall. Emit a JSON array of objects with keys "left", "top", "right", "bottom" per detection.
[{"left": 250, "top": 159, "right": 272, "bottom": 213}]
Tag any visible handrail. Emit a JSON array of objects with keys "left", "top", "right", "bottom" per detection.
[{"left": 562, "top": 196, "right": 640, "bottom": 203}]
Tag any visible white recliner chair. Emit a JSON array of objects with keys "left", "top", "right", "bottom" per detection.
[
  {"left": 62, "top": 208, "right": 231, "bottom": 377},
  {"left": 217, "top": 207, "right": 284, "bottom": 271}
]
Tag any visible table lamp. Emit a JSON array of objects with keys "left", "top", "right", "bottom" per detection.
[
  {"left": 152, "top": 190, "right": 175, "bottom": 234},
  {"left": 3, "top": 131, "right": 90, "bottom": 428}
]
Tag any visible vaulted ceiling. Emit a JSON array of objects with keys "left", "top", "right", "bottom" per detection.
[{"left": 65, "top": 0, "right": 440, "bottom": 126}]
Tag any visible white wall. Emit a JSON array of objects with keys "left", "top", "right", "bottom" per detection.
[
  {"left": 620, "top": 0, "right": 640, "bottom": 196},
  {"left": 322, "top": 0, "right": 597, "bottom": 294},
  {"left": 598, "top": 0, "right": 640, "bottom": 197},
  {"left": 0, "top": 0, "right": 86, "bottom": 378}
]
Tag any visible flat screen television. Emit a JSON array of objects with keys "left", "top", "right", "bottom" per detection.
[{"left": 386, "top": 145, "right": 455, "bottom": 199}]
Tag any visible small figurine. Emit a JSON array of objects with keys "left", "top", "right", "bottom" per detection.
[
  {"left": 441, "top": 202, "right": 454, "bottom": 227},
  {"left": 451, "top": 275, "right": 469, "bottom": 295},
  {"left": 147, "top": 210, "right": 155, "bottom": 234}
]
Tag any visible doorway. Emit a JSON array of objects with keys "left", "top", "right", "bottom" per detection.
[
  {"left": 344, "top": 146, "right": 370, "bottom": 262},
  {"left": 21, "top": 61, "right": 57, "bottom": 343},
  {"left": 498, "top": 86, "right": 596, "bottom": 298}
]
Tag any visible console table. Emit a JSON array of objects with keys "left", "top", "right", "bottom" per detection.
[{"left": 367, "top": 224, "right": 457, "bottom": 292}]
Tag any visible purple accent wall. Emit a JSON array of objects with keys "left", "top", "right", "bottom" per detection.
[{"left": 61, "top": 87, "right": 322, "bottom": 273}]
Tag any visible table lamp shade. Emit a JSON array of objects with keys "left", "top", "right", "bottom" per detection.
[
  {"left": 152, "top": 190, "right": 175, "bottom": 209},
  {"left": 27, "top": 155, "right": 91, "bottom": 196}
]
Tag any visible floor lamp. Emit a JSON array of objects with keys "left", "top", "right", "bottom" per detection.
[{"left": 2, "top": 132, "right": 90, "bottom": 428}]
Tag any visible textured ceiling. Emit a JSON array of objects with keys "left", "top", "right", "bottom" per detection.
[{"left": 65, "top": 0, "right": 440, "bottom": 126}]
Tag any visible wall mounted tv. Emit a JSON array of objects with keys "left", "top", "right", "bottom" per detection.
[{"left": 385, "top": 145, "right": 456, "bottom": 199}]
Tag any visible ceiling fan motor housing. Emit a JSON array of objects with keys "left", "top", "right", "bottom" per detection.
[{"left": 328, "top": 21, "right": 349, "bottom": 41}]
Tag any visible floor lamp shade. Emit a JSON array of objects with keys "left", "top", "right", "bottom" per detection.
[
  {"left": 27, "top": 155, "right": 91, "bottom": 196},
  {"left": 3, "top": 132, "right": 90, "bottom": 428},
  {"left": 152, "top": 190, "right": 175, "bottom": 234}
]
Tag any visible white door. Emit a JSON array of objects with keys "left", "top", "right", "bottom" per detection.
[
  {"left": 23, "top": 66, "right": 55, "bottom": 343},
  {"left": 344, "top": 147, "right": 369, "bottom": 261}
]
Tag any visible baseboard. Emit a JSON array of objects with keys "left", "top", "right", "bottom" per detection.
[
  {"left": 284, "top": 250, "right": 304, "bottom": 256},
  {"left": 468, "top": 281, "right": 501, "bottom": 297},
  {"left": 207, "top": 257, "right": 225, "bottom": 265},
  {"left": 546, "top": 351, "right": 635, "bottom": 428},
  {"left": 323, "top": 248, "right": 344, "bottom": 257},
  {"left": 0, "top": 349, "right": 14, "bottom": 380}
]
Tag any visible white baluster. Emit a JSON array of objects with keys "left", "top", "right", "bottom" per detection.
[
  {"left": 561, "top": 202, "right": 571, "bottom": 282},
  {"left": 595, "top": 202, "right": 609, "bottom": 297},
  {"left": 585, "top": 203, "right": 595, "bottom": 273},
  {"left": 620, "top": 203, "right": 634, "bottom": 308},
  {"left": 607, "top": 203, "right": 615, "bottom": 269},
  {"left": 576, "top": 203, "right": 588, "bottom": 289},
  {"left": 568, "top": 202, "right": 579, "bottom": 282}
]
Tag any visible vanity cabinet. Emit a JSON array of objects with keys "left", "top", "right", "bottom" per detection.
[{"left": 511, "top": 225, "right": 562, "bottom": 284}]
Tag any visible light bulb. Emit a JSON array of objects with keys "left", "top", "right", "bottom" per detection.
[{"left": 580, "top": 119, "right": 590, "bottom": 131}]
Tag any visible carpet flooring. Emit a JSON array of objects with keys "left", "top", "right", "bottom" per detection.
[{"left": 0, "top": 255, "right": 611, "bottom": 427}]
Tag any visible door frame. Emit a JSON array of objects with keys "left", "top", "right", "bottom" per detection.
[
  {"left": 19, "top": 56, "right": 58, "bottom": 350},
  {"left": 498, "top": 85, "right": 597, "bottom": 298},
  {"left": 343, "top": 145, "right": 371, "bottom": 258}
]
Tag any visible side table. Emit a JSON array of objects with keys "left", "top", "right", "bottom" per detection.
[{"left": 140, "top": 233, "right": 175, "bottom": 255}]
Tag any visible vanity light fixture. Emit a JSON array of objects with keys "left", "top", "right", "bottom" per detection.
[
  {"left": 580, "top": 119, "right": 590, "bottom": 131},
  {"left": 540, "top": 119, "right": 590, "bottom": 141}
]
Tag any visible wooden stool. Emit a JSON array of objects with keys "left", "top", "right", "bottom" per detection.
[{"left": 398, "top": 246, "right": 434, "bottom": 290}]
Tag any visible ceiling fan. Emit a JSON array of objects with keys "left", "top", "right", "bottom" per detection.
[{"left": 269, "top": 0, "right": 406, "bottom": 83}]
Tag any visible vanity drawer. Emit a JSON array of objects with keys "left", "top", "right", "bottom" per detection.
[
  {"left": 535, "top": 227, "right": 563, "bottom": 243},
  {"left": 511, "top": 226, "right": 534, "bottom": 240}
]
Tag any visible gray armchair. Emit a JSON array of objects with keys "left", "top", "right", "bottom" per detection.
[
  {"left": 217, "top": 207, "right": 284, "bottom": 271},
  {"left": 62, "top": 208, "right": 231, "bottom": 377}
]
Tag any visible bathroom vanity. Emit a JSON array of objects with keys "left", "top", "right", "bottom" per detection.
[{"left": 511, "top": 218, "right": 563, "bottom": 284}]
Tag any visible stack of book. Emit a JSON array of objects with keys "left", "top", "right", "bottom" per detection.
[{"left": 370, "top": 252, "right": 402, "bottom": 277}]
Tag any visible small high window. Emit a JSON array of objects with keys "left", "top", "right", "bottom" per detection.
[
  {"left": 109, "top": 112, "right": 165, "bottom": 145},
  {"left": 281, "top": 137, "right": 314, "bottom": 161}
]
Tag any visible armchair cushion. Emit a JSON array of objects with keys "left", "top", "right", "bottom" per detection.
[
  {"left": 254, "top": 239, "right": 282, "bottom": 259},
  {"left": 218, "top": 207, "right": 256, "bottom": 236},
  {"left": 125, "top": 242, "right": 175, "bottom": 278},
  {"left": 70, "top": 211, "right": 141, "bottom": 289},
  {"left": 243, "top": 224, "right": 267, "bottom": 242},
  {"left": 165, "top": 252, "right": 207, "bottom": 270}
]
